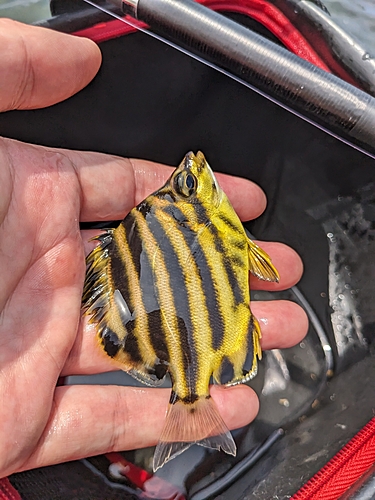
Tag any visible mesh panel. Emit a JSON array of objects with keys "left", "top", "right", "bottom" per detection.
[{"left": 9, "top": 461, "right": 139, "bottom": 500}]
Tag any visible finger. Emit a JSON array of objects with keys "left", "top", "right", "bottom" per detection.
[
  {"left": 62, "top": 299, "right": 306, "bottom": 376},
  {"left": 3, "top": 140, "right": 266, "bottom": 224},
  {"left": 253, "top": 300, "right": 308, "bottom": 349},
  {"left": 0, "top": 19, "right": 101, "bottom": 111},
  {"left": 22, "top": 384, "right": 258, "bottom": 473},
  {"left": 73, "top": 154, "right": 266, "bottom": 223},
  {"left": 215, "top": 171, "right": 266, "bottom": 221}
]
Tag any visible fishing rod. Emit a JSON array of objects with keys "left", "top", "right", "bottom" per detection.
[
  {"left": 116, "top": 0, "right": 375, "bottom": 157},
  {"left": 75, "top": 0, "right": 375, "bottom": 160},
  {"left": 37, "top": 0, "right": 375, "bottom": 158}
]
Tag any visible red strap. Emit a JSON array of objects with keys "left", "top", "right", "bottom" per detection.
[
  {"left": 73, "top": 0, "right": 330, "bottom": 71},
  {"left": 105, "top": 452, "right": 152, "bottom": 488},
  {"left": 0, "top": 478, "right": 21, "bottom": 500},
  {"left": 292, "top": 416, "right": 375, "bottom": 500},
  {"left": 202, "top": 0, "right": 330, "bottom": 70},
  {"left": 74, "top": 19, "right": 143, "bottom": 42}
]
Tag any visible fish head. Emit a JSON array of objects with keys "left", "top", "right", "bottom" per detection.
[{"left": 169, "top": 151, "right": 223, "bottom": 211}]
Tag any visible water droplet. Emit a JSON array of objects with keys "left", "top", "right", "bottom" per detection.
[
  {"left": 320, "top": 292, "right": 326, "bottom": 298},
  {"left": 338, "top": 294, "right": 345, "bottom": 300},
  {"left": 279, "top": 398, "right": 290, "bottom": 407},
  {"left": 312, "top": 399, "right": 320, "bottom": 410},
  {"left": 300, "top": 341, "right": 306, "bottom": 349},
  {"left": 344, "top": 284, "right": 350, "bottom": 289},
  {"left": 362, "top": 52, "right": 373, "bottom": 60},
  {"left": 335, "top": 423, "right": 347, "bottom": 430}
]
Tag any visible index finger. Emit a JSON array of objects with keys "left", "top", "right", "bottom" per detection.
[
  {"left": 0, "top": 19, "right": 101, "bottom": 111},
  {"left": 67, "top": 150, "right": 267, "bottom": 222}
]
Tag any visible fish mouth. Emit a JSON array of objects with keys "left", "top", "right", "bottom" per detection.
[
  {"left": 183, "top": 150, "right": 201, "bottom": 171},
  {"left": 184, "top": 150, "right": 214, "bottom": 176}
]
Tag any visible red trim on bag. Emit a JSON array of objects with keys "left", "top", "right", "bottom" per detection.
[
  {"left": 0, "top": 478, "right": 21, "bottom": 500},
  {"left": 74, "top": 18, "right": 144, "bottom": 43},
  {"left": 292, "top": 416, "right": 375, "bottom": 500},
  {"left": 105, "top": 453, "right": 186, "bottom": 499},
  {"left": 105, "top": 452, "right": 152, "bottom": 488},
  {"left": 73, "top": 0, "right": 330, "bottom": 71},
  {"left": 203, "top": 0, "right": 330, "bottom": 69}
]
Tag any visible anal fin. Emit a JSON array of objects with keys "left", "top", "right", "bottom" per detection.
[{"left": 153, "top": 394, "right": 236, "bottom": 471}]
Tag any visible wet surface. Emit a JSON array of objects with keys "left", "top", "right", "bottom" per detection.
[{"left": 225, "top": 354, "right": 375, "bottom": 499}]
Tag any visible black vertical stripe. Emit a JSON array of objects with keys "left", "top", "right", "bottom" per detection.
[
  {"left": 188, "top": 200, "right": 247, "bottom": 350},
  {"left": 161, "top": 203, "right": 227, "bottom": 350},
  {"left": 218, "top": 213, "right": 245, "bottom": 234},
  {"left": 207, "top": 223, "right": 245, "bottom": 307},
  {"left": 120, "top": 319, "right": 144, "bottom": 364},
  {"left": 147, "top": 309, "right": 170, "bottom": 364},
  {"left": 243, "top": 315, "right": 256, "bottom": 375},
  {"left": 120, "top": 213, "right": 143, "bottom": 277},
  {"left": 100, "top": 325, "right": 122, "bottom": 358},
  {"left": 112, "top": 212, "right": 151, "bottom": 362},
  {"left": 141, "top": 211, "right": 199, "bottom": 391},
  {"left": 218, "top": 356, "right": 235, "bottom": 385}
]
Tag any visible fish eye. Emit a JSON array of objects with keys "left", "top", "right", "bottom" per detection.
[
  {"left": 174, "top": 172, "right": 197, "bottom": 197},
  {"left": 186, "top": 173, "right": 195, "bottom": 190}
]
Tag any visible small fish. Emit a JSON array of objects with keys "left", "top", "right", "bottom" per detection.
[{"left": 82, "top": 151, "right": 279, "bottom": 471}]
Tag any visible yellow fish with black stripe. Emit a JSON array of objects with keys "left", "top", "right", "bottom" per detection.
[{"left": 82, "top": 151, "right": 279, "bottom": 471}]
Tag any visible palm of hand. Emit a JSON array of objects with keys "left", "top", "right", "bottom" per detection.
[{"left": 0, "top": 143, "right": 85, "bottom": 473}]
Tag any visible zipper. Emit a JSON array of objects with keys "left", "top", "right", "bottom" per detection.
[
  {"left": 292, "top": 416, "right": 375, "bottom": 500},
  {"left": 0, "top": 478, "right": 21, "bottom": 500}
]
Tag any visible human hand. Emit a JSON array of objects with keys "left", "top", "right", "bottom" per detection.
[{"left": 0, "top": 19, "right": 307, "bottom": 477}]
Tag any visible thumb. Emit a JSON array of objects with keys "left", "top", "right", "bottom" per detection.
[{"left": 0, "top": 18, "right": 101, "bottom": 112}]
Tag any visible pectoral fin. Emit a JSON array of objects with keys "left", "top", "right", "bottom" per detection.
[{"left": 247, "top": 237, "right": 279, "bottom": 282}]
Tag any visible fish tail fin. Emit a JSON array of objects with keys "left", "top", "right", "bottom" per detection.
[{"left": 153, "top": 393, "right": 236, "bottom": 472}]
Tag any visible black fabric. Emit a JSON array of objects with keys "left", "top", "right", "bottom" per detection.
[{"left": 9, "top": 460, "right": 138, "bottom": 500}]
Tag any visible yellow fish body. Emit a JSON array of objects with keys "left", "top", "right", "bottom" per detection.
[{"left": 82, "top": 151, "right": 279, "bottom": 471}]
